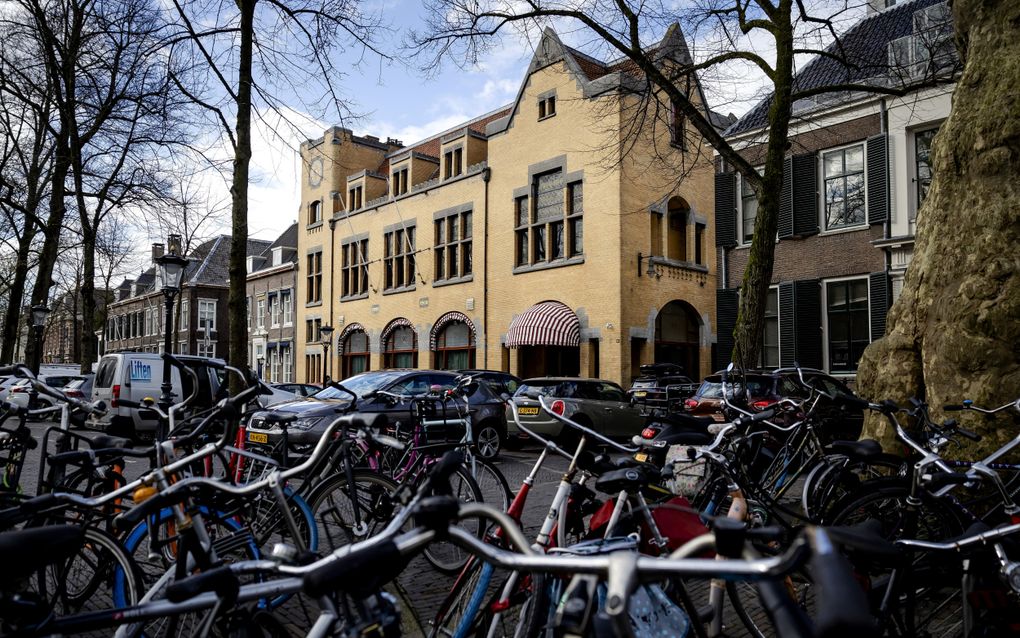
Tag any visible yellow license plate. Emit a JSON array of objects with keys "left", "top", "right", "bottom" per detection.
[
  {"left": 634, "top": 452, "right": 648, "bottom": 462},
  {"left": 517, "top": 406, "right": 539, "bottom": 416},
  {"left": 633, "top": 391, "right": 647, "bottom": 398},
  {"left": 247, "top": 432, "right": 268, "bottom": 443}
]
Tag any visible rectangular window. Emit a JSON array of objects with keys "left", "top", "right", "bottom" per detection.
[
  {"left": 341, "top": 239, "right": 369, "bottom": 298},
  {"left": 434, "top": 210, "right": 472, "bottom": 282},
  {"left": 695, "top": 223, "right": 705, "bottom": 265},
  {"left": 196, "top": 341, "right": 216, "bottom": 358},
  {"left": 914, "top": 127, "right": 938, "bottom": 217},
  {"left": 308, "top": 200, "right": 321, "bottom": 225},
  {"left": 392, "top": 167, "right": 408, "bottom": 196},
  {"left": 827, "top": 279, "right": 870, "bottom": 372},
  {"left": 197, "top": 299, "right": 216, "bottom": 333},
  {"left": 305, "top": 318, "right": 322, "bottom": 343},
  {"left": 740, "top": 173, "right": 758, "bottom": 243},
  {"left": 306, "top": 251, "right": 322, "bottom": 303},
  {"left": 823, "top": 145, "right": 866, "bottom": 230},
  {"left": 256, "top": 297, "right": 265, "bottom": 329},
  {"left": 538, "top": 95, "right": 556, "bottom": 119},
  {"left": 444, "top": 148, "right": 463, "bottom": 179},
  {"left": 517, "top": 171, "right": 583, "bottom": 268},
  {"left": 269, "top": 295, "right": 279, "bottom": 327},
  {"left": 180, "top": 298, "right": 189, "bottom": 331},
  {"left": 670, "top": 100, "right": 686, "bottom": 149},
  {"left": 281, "top": 291, "right": 292, "bottom": 325},
  {"left": 384, "top": 226, "right": 416, "bottom": 290},
  {"left": 348, "top": 186, "right": 363, "bottom": 210},
  {"left": 762, "top": 288, "right": 780, "bottom": 368},
  {"left": 282, "top": 346, "right": 292, "bottom": 382}
]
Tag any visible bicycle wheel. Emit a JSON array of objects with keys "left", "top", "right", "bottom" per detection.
[
  {"left": 29, "top": 524, "right": 142, "bottom": 637},
  {"left": 803, "top": 454, "right": 904, "bottom": 523},
  {"left": 421, "top": 466, "right": 484, "bottom": 573},
  {"left": 308, "top": 470, "right": 400, "bottom": 554},
  {"left": 464, "top": 456, "right": 513, "bottom": 513}
]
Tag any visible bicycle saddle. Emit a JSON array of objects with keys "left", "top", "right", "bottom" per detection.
[
  {"left": 595, "top": 466, "right": 653, "bottom": 495},
  {"left": 0, "top": 525, "right": 85, "bottom": 581},
  {"left": 826, "top": 438, "right": 883, "bottom": 460}
]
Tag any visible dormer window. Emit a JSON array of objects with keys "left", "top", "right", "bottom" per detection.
[
  {"left": 308, "top": 200, "right": 321, "bottom": 225},
  {"left": 348, "top": 185, "right": 363, "bottom": 210},
  {"left": 392, "top": 167, "right": 408, "bottom": 196},
  {"left": 444, "top": 148, "right": 463, "bottom": 179},
  {"left": 272, "top": 246, "right": 284, "bottom": 267},
  {"left": 538, "top": 94, "right": 556, "bottom": 120}
]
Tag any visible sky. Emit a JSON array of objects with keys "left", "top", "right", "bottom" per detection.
[{"left": 182, "top": 0, "right": 869, "bottom": 245}]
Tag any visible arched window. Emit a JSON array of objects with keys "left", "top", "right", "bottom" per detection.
[
  {"left": 431, "top": 313, "right": 475, "bottom": 370},
  {"left": 338, "top": 324, "right": 370, "bottom": 378},
  {"left": 666, "top": 197, "right": 689, "bottom": 261},
  {"left": 383, "top": 321, "right": 417, "bottom": 369}
]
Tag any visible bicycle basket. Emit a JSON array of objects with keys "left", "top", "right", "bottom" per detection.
[
  {"left": 420, "top": 418, "right": 467, "bottom": 446},
  {"left": 665, "top": 445, "right": 708, "bottom": 498}
]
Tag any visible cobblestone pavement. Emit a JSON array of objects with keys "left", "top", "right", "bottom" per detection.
[{"left": 15, "top": 421, "right": 762, "bottom": 636}]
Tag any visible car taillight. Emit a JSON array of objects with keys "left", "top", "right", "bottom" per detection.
[
  {"left": 111, "top": 384, "right": 120, "bottom": 408},
  {"left": 752, "top": 400, "right": 775, "bottom": 410},
  {"left": 11, "top": 386, "right": 27, "bottom": 393},
  {"left": 551, "top": 400, "right": 565, "bottom": 416},
  {"left": 66, "top": 390, "right": 82, "bottom": 398},
  {"left": 684, "top": 398, "right": 698, "bottom": 409},
  {"left": 641, "top": 427, "right": 658, "bottom": 439}
]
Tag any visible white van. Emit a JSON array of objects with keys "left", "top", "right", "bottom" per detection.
[{"left": 89, "top": 353, "right": 226, "bottom": 438}]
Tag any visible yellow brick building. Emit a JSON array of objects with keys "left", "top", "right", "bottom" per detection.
[{"left": 296, "top": 27, "right": 723, "bottom": 387}]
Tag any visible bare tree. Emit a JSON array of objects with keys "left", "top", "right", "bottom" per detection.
[
  {"left": 164, "top": 0, "right": 387, "bottom": 383},
  {"left": 410, "top": 0, "right": 957, "bottom": 368}
]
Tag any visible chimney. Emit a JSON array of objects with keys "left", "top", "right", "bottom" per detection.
[
  {"left": 386, "top": 137, "right": 403, "bottom": 147},
  {"left": 152, "top": 243, "right": 165, "bottom": 261}
]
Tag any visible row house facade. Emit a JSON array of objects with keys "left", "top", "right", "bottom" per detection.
[
  {"left": 714, "top": 0, "right": 956, "bottom": 378},
  {"left": 41, "top": 289, "right": 111, "bottom": 365},
  {"left": 105, "top": 236, "right": 272, "bottom": 357},
  {"left": 246, "top": 223, "right": 299, "bottom": 383},
  {"left": 296, "top": 27, "right": 734, "bottom": 386}
]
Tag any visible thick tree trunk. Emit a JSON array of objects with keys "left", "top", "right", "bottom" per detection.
[
  {"left": 856, "top": 0, "right": 1020, "bottom": 454},
  {"left": 0, "top": 224, "right": 38, "bottom": 363},
  {"left": 80, "top": 236, "right": 97, "bottom": 373},
  {"left": 732, "top": 2, "right": 795, "bottom": 369},
  {"left": 227, "top": 0, "right": 255, "bottom": 387}
]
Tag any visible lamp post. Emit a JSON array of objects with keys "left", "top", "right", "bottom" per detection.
[
  {"left": 154, "top": 235, "right": 188, "bottom": 441},
  {"left": 319, "top": 325, "right": 334, "bottom": 386}
]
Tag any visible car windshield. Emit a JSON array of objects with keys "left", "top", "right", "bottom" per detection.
[
  {"left": 313, "top": 371, "right": 407, "bottom": 400},
  {"left": 64, "top": 379, "right": 85, "bottom": 390},
  {"left": 515, "top": 380, "right": 570, "bottom": 398},
  {"left": 631, "top": 379, "right": 658, "bottom": 389}
]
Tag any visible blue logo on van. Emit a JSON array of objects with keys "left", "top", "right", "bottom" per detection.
[{"left": 130, "top": 361, "right": 152, "bottom": 381}]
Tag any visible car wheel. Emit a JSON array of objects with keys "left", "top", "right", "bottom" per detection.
[{"left": 474, "top": 421, "right": 503, "bottom": 460}]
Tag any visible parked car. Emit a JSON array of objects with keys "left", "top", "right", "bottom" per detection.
[
  {"left": 685, "top": 368, "right": 864, "bottom": 441},
  {"left": 507, "top": 377, "right": 646, "bottom": 443},
  {"left": 627, "top": 363, "right": 698, "bottom": 411},
  {"left": 247, "top": 369, "right": 510, "bottom": 460},
  {"left": 271, "top": 383, "right": 322, "bottom": 397},
  {"left": 256, "top": 385, "right": 298, "bottom": 408},
  {"left": 88, "top": 352, "right": 227, "bottom": 439},
  {"left": 6, "top": 372, "right": 86, "bottom": 411},
  {"left": 456, "top": 370, "right": 522, "bottom": 398},
  {"left": 62, "top": 374, "right": 95, "bottom": 427}
]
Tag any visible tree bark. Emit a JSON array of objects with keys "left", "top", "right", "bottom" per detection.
[
  {"left": 80, "top": 234, "right": 97, "bottom": 373},
  {"left": 0, "top": 223, "right": 38, "bottom": 363},
  {"left": 228, "top": 0, "right": 255, "bottom": 387},
  {"left": 856, "top": 0, "right": 1020, "bottom": 453}
]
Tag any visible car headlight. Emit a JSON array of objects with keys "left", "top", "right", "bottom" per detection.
[{"left": 291, "top": 417, "right": 324, "bottom": 431}]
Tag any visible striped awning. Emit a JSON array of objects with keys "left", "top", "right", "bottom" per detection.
[
  {"left": 380, "top": 317, "right": 414, "bottom": 345},
  {"left": 429, "top": 312, "right": 474, "bottom": 350},
  {"left": 336, "top": 323, "right": 367, "bottom": 356},
  {"left": 505, "top": 301, "right": 580, "bottom": 348}
]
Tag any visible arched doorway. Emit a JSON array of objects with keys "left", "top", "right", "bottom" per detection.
[
  {"left": 654, "top": 301, "right": 701, "bottom": 376},
  {"left": 338, "top": 323, "right": 370, "bottom": 378},
  {"left": 506, "top": 301, "right": 580, "bottom": 378},
  {"left": 381, "top": 318, "right": 417, "bottom": 368},
  {"left": 430, "top": 312, "right": 476, "bottom": 370}
]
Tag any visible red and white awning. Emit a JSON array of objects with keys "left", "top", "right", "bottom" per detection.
[{"left": 505, "top": 301, "right": 580, "bottom": 348}]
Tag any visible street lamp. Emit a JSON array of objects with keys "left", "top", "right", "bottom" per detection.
[
  {"left": 29, "top": 304, "right": 49, "bottom": 380},
  {"left": 319, "top": 325, "right": 334, "bottom": 385},
  {"left": 154, "top": 235, "right": 188, "bottom": 441}
]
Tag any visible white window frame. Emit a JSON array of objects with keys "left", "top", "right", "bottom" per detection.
[
  {"left": 198, "top": 298, "right": 217, "bottom": 333},
  {"left": 738, "top": 168, "right": 763, "bottom": 247},
  {"left": 819, "top": 141, "right": 868, "bottom": 235},
  {"left": 282, "top": 347, "right": 292, "bottom": 382},
  {"left": 282, "top": 291, "right": 293, "bottom": 326},
  {"left": 820, "top": 275, "right": 872, "bottom": 376},
  {"left": 762, "top": 285, "right": 780, "bottom": 368},
  {"left": 179, "top": 298, "right": 189, "bottom": 331},
  {"left": 197, "top": 341, "right": 216, "bottom": 358},
  {"left": 256, "top": 296, "right": 266, "bottom": 330},
  {"left": 270, "top": 348, "right": 280, "bottom": 382},
  {"left": 909, "top": 124, "right": 941, "bottom": 230},
  {"left": 270, "top": 294, "right": 280, "bottom": 327}
]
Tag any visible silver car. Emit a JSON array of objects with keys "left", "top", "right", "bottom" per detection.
[{"left": 506, "top": 377, "right": 646, "bottom": 442}]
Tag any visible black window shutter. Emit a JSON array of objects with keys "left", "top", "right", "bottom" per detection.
[
  {"left": 792, "top": 154, "right": 819, "bottom": 237},
  {"left": 777, "top": 156, "right": 793, "bottom": 239},
  {"left": 715, "top": 288, "right": 739, "bottom": 370},
  {"left": 869, "top": 271, "right": 890, "bottom": 341},
  {"left": 778, "top": 282, "right": 796, "bottom": 367},
  {"left": 793, "top": 279, "right": 823, "bottom": 369},
  {"left": 715, "top": 172, "right": 737, "bottom": 247},
  {"left": 867, "top": 134, "right": 888, "bottom": 225}
]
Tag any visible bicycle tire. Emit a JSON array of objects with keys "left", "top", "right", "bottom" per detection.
[
  {"left": 307, "top": 470, "right": 400, "bottom": 554},
  {"left": 464, "top": 456, "right": 513, "bottom": 513},
  {"left": 802, "top": 453, "right": 904, "bottom": 523},
  {"left": 421, "top": 466, "right": 484, "bottom": 573}
]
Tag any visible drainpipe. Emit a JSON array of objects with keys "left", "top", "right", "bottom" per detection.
[
  {"left": 328, "top": 215, "right": 337, "bottom": 377},
  {"left": 482, "top": 166, "right": 491, "bottom": 369},
  {"left": 880, "top": 99, "right": 892, "bottom": 274}
]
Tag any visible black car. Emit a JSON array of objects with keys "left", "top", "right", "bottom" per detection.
[
  {"left": 456, "top": 370, "right": 522, "bottom": 398},
  {"left": 246, "top": 369, "right": 510, "bottom": 460},
  {"left": 685, "top": 368, "right": 865, "bottom": 442},
  {"left": 627, "top": 363, "right": 697, "bottom": 411}
]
